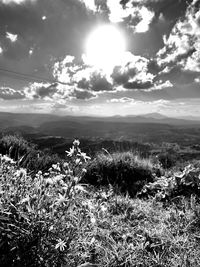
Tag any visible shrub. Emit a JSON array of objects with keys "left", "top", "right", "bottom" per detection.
[
  {"left": 0, "top": 135, "right": 61, "bottom": 173},
  {"left": 82, "top": 151, "right": 155, "bottom": 197},
  {"left": 0, "top": 140, "right": 90, "bottom": 267},
  {"left": 158, "top": 152, "right": 177, "bottom": 169},
  {"left": 138, "top": 161, "right": 200, "bottom": 201},
  {"left": 0, "top": 134, "right": 33, "bottom": 160}
]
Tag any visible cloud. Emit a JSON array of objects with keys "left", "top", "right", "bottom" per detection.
[
  {"left": 6, "top": 32, "right": 18, "bottom": 42},
  {"left": 24, "top": 82, "right": 60, "bottom": 99},
  {"left": 70, "top": 89, "right": 97, "bottom": 100},
  {"left": 124, "top": 80, "right": 153, "bottom": 90},
  {"left": 0, "top": 87, "right": 25, "bottom": 100},
  {"left": 0, "top": 0, "right": 95, "bottom": 78},
  {"left": 111, "top": 53, "right": 155, "bottom": 89},
  {"left": 53, "top": 49, "right": 165, "bottom": 99},
  {"left": 53, "top": 51, "right": 157, "bottom": 95},
  {"left": 0, "top": 46, "right": 3, "bottom": 54},
  {"left": 89, "top": 72, "right": 113, "bottom": 92},
  {"left": 109, "top": 97, "right": 135, "bottom": 103},
  {"left": 24, "top": 80, "right": 97, "bottom": 102},
  {"left": 54, "top": 55, "right": 114, "bottom": 93},
  {"left": 157, "top": 66, "right": 200, "bottom": 85},
  {"left": 79, "top": 0, "right": 154, "bottom": 33},
  {"left": 134, "top": 6, "right": 154, "bottom": 33},
  {"left": 157, "top": 2, "right": 200, "bottom": 70}
]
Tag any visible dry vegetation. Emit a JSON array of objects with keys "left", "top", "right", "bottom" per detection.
[{"left": 1, "top": 137, "right": 200, "bottom": 266}]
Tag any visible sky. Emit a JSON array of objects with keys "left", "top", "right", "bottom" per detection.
[{"left": 0, "top": 0, "right": 200, "bottom": 117}]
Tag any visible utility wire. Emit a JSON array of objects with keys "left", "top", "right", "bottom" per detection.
[{"left": 0, "top": 67, "right": 68, "bottom": 85}]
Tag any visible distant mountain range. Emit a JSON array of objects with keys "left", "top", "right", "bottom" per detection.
[
  {"left": 0, "top": 111, "right": 200, "bottom": 130},
  {"left": 1, "top": 112, "right": 200, "bottom": 145}
]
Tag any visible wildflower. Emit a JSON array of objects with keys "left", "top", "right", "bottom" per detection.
[
  {"left": 49, "top": 225, "right": 54, "bottom": 231},
  {"left": 45, "top": 178, "right": 54, "bottom": 186},
  {"left": 87, "top": 201, "right": 95, "bottom": 210},
  {"left": 78, "top": 152, "right": 91, "bottom": 162},
  {"left": 55, "top": 238, "right": 67, "bottom": 251},
  {"left": 65, "top": 147, "right": 75, "bottom": 157},
  {"left": 52, "top": 163, "right": 61, "bottom": 172},
  {"left": 1, "top": 155, "right": 15, "bottom": 164},
  {"left": 73, "top": 176, "right": 79, "bottom": 183},
  {"left": 73, "top": 139, "right": 80, "bottom": 147},
  {"left": 75, "top": 158, "right": 81, "bottom": 165},
  {"left": 82, "top": 168, "right": 87, "bottom": 174},
  {"left": 100, "top": 204, "right": 107, "bottom": 212},
  {"left": 63, "top": 162, "right": 69, "bottom": 168},
  {"left": 90, "top": 216, "right": 96, "bottom": 224},
  {"left": 90, "top": 237, "right": 95, "bottom": 245},
  {"left": 54, "top": 174, "right": 64, "bottom": 183},
  {"left": 55, "top": 193, "right": 66, "bottom": 205},
  {"left": 20, "top": 195, "right": 30, "bottom": 204},
  {"left": 15, "top": 168, "right": 26, "bottom": 179}
]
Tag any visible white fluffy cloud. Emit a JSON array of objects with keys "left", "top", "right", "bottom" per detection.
[
  {"left": 0, "top": 87, "right": 24, "bottom": 100},
  {"left": 157, "top": 2, "right": 200, "bottom": 71},
  {"left": 79, "top": 0, "right": 154, "bottom": 33},
  {"left": 53, "top": 52, "right": 156, "bottom": 95},
  {"left": 6, "top": 32, "right": 18, "bottom": 42}
]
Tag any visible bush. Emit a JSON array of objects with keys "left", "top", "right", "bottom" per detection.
[
  {"left": 82, "top": 151, "right": 156, "bottom": 197},
  {"left": 0, "top": 140, "right": 90, "bottom": 267},
  {"left": 158, "top": 152, "right": 177, "bottom": 169},
  {"left": 0, "top": 135, "right": 61, "bottom": 173},
  {"left": 0, "top": 134, "right": 33, "bottom": 161},
  {"left": 138, "top": 161, "right": 200, "bottom": 201}
]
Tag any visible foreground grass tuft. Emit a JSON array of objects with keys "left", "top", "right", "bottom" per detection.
[{"left": 83, "top": 151, "right": 156, "bottom": 197}]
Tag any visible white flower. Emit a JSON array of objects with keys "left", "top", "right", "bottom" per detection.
[
  {"left": 45, "top": 178, "right": 54, "bottom": 185},
  {"left": 55, "top": 238, "right": 67, "bottom": 251},
  {"left": 2, "top": 155, "right": 15, "bottom": 164},
  {"left": 100, "top": 204, "right": 107, "bottom": 212},
  {"left": 65, "top": 147, "right": 75, "bottom": 157},
  {"left": 54, "top": 174, "right": 64, "bottom": 183},
  {"left": 52, "top": 163, "right": 61, "bottom": 171},
  {"left": 55, "top": 193, "right": 66, "bottom": 205},
  {"left": 15, "top": 168, "right": 27, "bottom": 178},
  {"left": 73, "top": 139, "right": 80, "bottom": 147},
  {"left": 75, "top": 158, "right": 81, "bottom": 165},
  {"left": 78, "top": 152, "right": 91, "bottom": 162},
  {"left": 82, "top": 168, "right": 87, "bottom": 174},
  {"left": 20, "top": 195, "right": 30, "bottom": 204},
  {"left": 90, "top": 216, "right": 96, "bottom": 224}
]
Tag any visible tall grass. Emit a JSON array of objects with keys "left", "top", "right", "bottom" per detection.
[{"left": 83, "top": 151, "right": 156, "bottom": 197}]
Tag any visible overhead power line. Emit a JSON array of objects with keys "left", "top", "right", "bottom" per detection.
[{"left": 0, "top": 67, "right": 68, "bottom": 85}]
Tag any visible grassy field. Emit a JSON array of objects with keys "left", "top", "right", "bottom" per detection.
[{"left": 1, "top": 138, "right": 200, "bottom": 266}]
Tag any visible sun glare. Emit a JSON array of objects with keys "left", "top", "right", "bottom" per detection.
[{"left": 84, "top": 25, "right": 126, "bottom": 73}]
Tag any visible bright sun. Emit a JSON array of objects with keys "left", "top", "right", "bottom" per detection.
[{"left": 84, "top": 25, "right": 126, "bottom": 73}]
